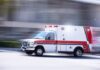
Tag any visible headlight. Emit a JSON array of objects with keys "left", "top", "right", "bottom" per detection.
[{"left": 29, "top": 42, "right": 34, "bottom": 46}]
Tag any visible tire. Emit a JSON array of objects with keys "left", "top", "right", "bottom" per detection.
[
  {"left": 35, "top": 47, "right": 44, "bottom": 56},
  {"left": 74, "top": 48, "right": 83, "bottom": 57},
  {"left": 25, "top": 51, "right": 33, "bottom": 55}
]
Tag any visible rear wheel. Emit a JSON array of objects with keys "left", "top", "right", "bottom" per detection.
[
  {"left": 35, "top": 47, "right": 44, "bottom": 56},
  {"left": 74, "top": 48, "right": 83, "bottom": 57}
]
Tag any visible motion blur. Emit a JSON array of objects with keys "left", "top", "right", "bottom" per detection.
[{"left": 0, "top": 0, "right": 100, "bottom": 40}]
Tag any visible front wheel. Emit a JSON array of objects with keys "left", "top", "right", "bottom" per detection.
[
  {"left": 74, "top": 48, "right": 83, "bottom": 57},
  {"left": 35, "top": 47, "right": 44, "bottom": 56}
]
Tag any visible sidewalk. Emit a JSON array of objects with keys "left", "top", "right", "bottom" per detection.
[{"left": 0, "top": 47, "right": 21, "bottom": 52}]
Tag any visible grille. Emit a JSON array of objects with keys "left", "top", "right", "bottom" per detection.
[{"left": 22, "top": 42, "right": 29, "bottom": 47}]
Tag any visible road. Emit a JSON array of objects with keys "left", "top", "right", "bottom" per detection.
[{"left": 0, "top": 48, "right": 100, "bottom": 70}]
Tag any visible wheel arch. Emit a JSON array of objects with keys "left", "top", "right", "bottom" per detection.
[
  {"left": 74, "top": 46, "right": 84, "bottom": 53},
  {"left": 35, "top": 45, "right": 45, "bottom": 52}
]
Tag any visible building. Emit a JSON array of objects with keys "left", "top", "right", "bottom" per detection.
[{"left": 0, "top": 0, "right": 100, "bottom": 39}]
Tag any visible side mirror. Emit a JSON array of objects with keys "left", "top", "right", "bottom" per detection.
[{"left": 47, "top": 36, "right": 51, "bottom": 40}]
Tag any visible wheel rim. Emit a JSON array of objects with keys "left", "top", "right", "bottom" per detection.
[
  {"left": 76, "top": 50, "right": 82, "bottom": 56},
  {"left": 37, "top": 49, "right": 43, "bottom": 55}
]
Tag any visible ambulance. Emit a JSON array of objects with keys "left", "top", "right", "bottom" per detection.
[{"left": 20, "top": 25, "right": 100, "bottom": 57}]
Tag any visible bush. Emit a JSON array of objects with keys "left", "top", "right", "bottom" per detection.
[{"left": 0, "top": 41, "right": 20, "bottom": 48}]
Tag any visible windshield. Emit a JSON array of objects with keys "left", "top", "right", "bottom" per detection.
[{"left": 33, "top": 31, "right": 48, "bottom": 39}]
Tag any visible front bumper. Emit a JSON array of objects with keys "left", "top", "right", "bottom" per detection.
[{"left": 21, "top": 47, "right": 35, "bottom": 51}]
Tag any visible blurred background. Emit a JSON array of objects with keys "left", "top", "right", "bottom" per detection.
[{"left": 0, "top": 0, "right": 100, "bottom": 47}]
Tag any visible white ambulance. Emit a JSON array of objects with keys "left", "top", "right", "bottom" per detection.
[{"left": 20, "top": 25, "right": 100, "bottom": 57}]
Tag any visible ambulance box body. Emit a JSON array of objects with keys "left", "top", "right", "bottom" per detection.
[{"left": 20, "top": 25, "right": 100, "bottom": 57}]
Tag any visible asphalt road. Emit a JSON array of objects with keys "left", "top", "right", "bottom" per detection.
[{"left": 0, "top": 48, "right": 100, "bottom": 70}]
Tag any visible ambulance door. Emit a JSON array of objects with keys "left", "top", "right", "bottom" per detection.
[{"left": 44, "top": 32, "right": 57, "bottom": 52}]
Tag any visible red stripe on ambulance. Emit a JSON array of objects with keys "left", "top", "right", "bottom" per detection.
[
  {"left": 35, "top": 40, "right": 90, "bottom": 53},
  {"left": 84, "top": 26, "right": 93, "bottom": 44}
]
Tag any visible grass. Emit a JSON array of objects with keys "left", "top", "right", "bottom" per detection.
[{"left": 0, "top": 40, "right": 20, "bottom": 48}]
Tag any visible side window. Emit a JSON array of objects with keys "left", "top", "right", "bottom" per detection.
[{"left": 45, "top": 33, "right": 55, "bottom": 40}]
